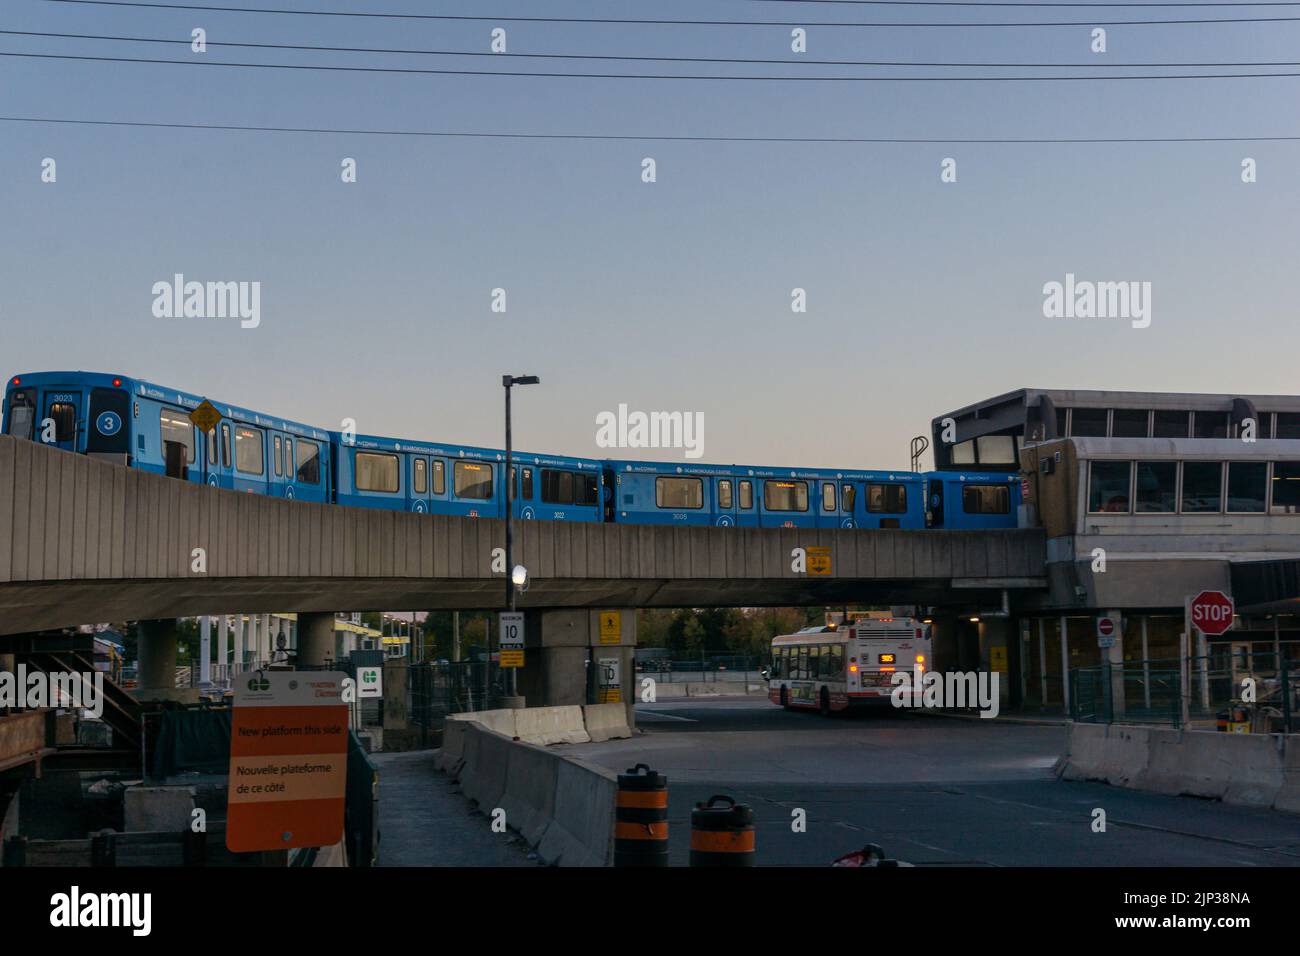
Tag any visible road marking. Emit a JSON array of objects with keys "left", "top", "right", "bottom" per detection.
[{"left": 636, "top": 709, "right": 698, "bottom": 723}]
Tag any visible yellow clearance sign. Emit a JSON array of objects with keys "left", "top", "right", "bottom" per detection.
[
  {"left": 807, "top": 547, "right": 832, "bottom": 576},
  {"left": 226, "top": 671, "right": 349, "bottom": 853},
  {"left": 188, "top": 399, "right": 221, "bottom": 434},
  {"left": 599, "top": 611, "right": 622, "bottom": 644}
]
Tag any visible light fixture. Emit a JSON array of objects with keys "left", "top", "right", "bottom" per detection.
[
  {"left": 511, "top": 564, "right": 529, "bottom": 588},
  {"left": 970, "top": 616, "right": 981, "bottom": 623}
]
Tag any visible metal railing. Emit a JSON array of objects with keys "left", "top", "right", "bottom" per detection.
[
  {"left": 1070, "top": 652, "right": 1300, "bottom": 731},
  {"left": 409, "top": 661, "right": 507, "bottom": 733},
  {"left": 634, "top": 655, "right": 761, "bottom": 684}
]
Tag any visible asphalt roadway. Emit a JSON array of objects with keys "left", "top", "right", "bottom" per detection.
[{"left": 560, "top": 698, "right": 1300, "bottom": 867}]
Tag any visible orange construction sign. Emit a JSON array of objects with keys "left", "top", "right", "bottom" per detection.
[{"left": 226, "top": 671, "right": 349, "bottom": 854}]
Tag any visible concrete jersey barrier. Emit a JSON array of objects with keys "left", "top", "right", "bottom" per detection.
[{"left": 582, "top": 703, "right": 632, "bottom": 742}]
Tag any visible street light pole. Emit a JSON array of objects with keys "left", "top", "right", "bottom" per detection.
[{"left": 503, "top": 373, "right": 540, "bottom": 701}]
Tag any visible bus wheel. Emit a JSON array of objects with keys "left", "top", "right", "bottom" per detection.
[
  {"left": 779, "top": 686, "right": 789, "bottom": 710},
  {"left": 819, "top": 687, "right": 831, "bottom": 717}
]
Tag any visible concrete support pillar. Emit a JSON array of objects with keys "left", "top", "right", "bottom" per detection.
[
  {"left": 217, "top": 616, "right": 229, "bottom": 675},
  {"left": 233, "top": 615, "right": 245, "bottom": 668},
  {"left": 259, "top": 614, "right": 272, "bottom": 662},
  {"left": 930, "top": 612, "right": 961, "bottom": 674},
  {"left": 248, "top": 615, "right": 259, "bottom": 666},
  {"left": 136, "top": 619, "right": 196, "bottom": 703},
  {"left": 199, "top": 616, "right": 211, "bottom": 685},
  {"left": 979, "top": 617, "right": 1012, "bottom": 712},
  {"left": 516, "top": 609, "right": 637, "bottom": 730},
  {"left": 297, "top": 612, "right": 336, "bottom": 668}
]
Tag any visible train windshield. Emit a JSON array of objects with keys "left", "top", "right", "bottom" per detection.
[{"left": 4, "top": 389, "right": 35, "bottom": 439}]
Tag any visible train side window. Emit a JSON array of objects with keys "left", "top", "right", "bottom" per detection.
[
  {"left": 763, "top": 480, "right": 808, "bottom": 512},
  {"left": 414, "top": 457, "right": 428, "bottom": 494},
  {"left": 739, "top": 480, "right": 753, "bottom": 510},
  {"left": 1227, "top": 461, "right": 1267, "bottom": 513},
  {"left": 1087, "top": 462, "right": 1131, "bottom": 513},
  {"left": 234, "top": 426, "right": 264, "bottom": 475},
  {"left": 655, "top": 476, "right": 703, "bottom": 509},
  {"left": 965, "top": 483, "right": 1013, "bottom": 515},
  {"left": 221, "top": 424, "right": 231, "bottom": 467},
  {"left": 821, "top": 482, "right": 836, "bottom": 512},
  {"left": 159, "top": 409, "right": 195, "bottom": 464},
  {"left": 867, "top": 483, "right": 907, "bottom": 514},
  {"left": 296, "top": 440, "right": 321, "bottom": 485},
  {"left": 509, "top": 466, "right": 517, "bottom": 501},
  {"left": 1270, "top": 462, "right": 1300, "bottom": 513},
  {"left": 1180, "top": 461, "right": 1223, "bottom": 513},
  {"left": 521, "top": 467, "right": 534, "bottom": 499},
  {"left": 273, "top": 436, "right": 283, "bottom": 477},
  {"left": 841, "top": 484, "right": 855, "bottom": 513},
  {"left": 542, "top": 468, "right": 575, "bottom": 504},
  {"left": 357, "top": 451, "right": 400, "bottom": 493},
  {"left": 1153, "top": 410, "right": 1190, "bottom": 438},
  {"left": 432, "top": 459, "right": 446, "bottom": 495},
  {"left": 718, "top": 479, "right": 733, "bottom": 509},
  {"left": 1134, "top": 461, "right": 1176, "bottom": 512},
  {"left": 453, "top": 461, "right": 493, "bottom": 500},
  {"left": 207, "top": 428, "right": 218, "bottom": 465},
  {"left": 577, "top": 473, "right": 598, "bottom": 506}
]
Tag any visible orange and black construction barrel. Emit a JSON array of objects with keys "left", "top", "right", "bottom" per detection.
[
  {"left": 689, "top": 794, "right": 755, "bottom": 867},
  {"left": 615, "top": 763, "right": 669, "bottom": 867}
]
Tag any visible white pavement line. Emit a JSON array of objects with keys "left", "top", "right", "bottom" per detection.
[{"left": 637, "top": 710, "right": 698, "bottom": 722}]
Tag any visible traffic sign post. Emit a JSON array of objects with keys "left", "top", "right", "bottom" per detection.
[{"left": 499, "top": 611, "right": 524, "bottom": 668}]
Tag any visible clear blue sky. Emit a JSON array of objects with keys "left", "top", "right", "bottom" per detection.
[{"left": 2, "top": 0, "right": 1297, "bottom": 471}]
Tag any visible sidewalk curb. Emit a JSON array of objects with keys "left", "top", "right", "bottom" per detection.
[{"left": 907, "top": 708, "right": 1068, "bottom": 727}]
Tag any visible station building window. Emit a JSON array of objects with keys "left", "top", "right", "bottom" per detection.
[
  {"left": 976, "top": 435, "right": 1017, "bottom": 465},
  {"left": 235, "top": 426, "right": 264, "bottom": 475},
  {"left": 1055, "top": 408, "right": 1068, "bottom": 438},
  {"left": 1227, "top": 461, "right": 1267, "bottom": 513},
  {"left": 296, "top": 440, "right": 321, "bottom": 485},
  {"left": 1271, "top": 462, "right": 1300, "bottom": 514},
  {"left": 454, "top": 461, "right": 493, "bottom": 500},
  {"left": 1153, "top": 410, "right": 1190, "bottom": 438},
  {"left": 655, "top": 476, "right": 703, "bottom": 509},
  {"left": 963, "top": 484, "right": 1011, "bottom": 514},
  {"left": 951, "top": 441, "right": 976, "bottom": 465},
  {"left": 1193, "top": 411, "right": 1229, "bottom": 439},
  {"left": 867, "top": 483, "right": 907, "bottom": 514},
  {"left": 357, "top": 452, "right": 400, "bottom": 493},
  {"left": 1088, "top": 461, "right": 1131, "bottom": 513},
  {"left": 1180, "top": 461, "right": 1222, "bottom": 512},
  {"left": 1134, "top": 461, "right": 1176, "bottom": 512},
  {"left": 1070, "top": 408, "right": 1108, "bottom": 438},
  {"left": 1276, "top": 414, "right": 1300, "bottom": 440},
  {"left": 1112, "top": 408, "right": 1150, "bottom": 438},
  {"left": 159, "top": 409, "right": 195, "bottom": 464},
  {"left": 764, "top": 480, "right": 808, "bottom": 512}
]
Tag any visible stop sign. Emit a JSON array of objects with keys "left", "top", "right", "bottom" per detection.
[{"left": 1190, "top": 590, "right": 1235, "bottom": 636}]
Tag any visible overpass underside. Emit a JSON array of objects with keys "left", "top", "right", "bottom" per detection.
[{"left": 0, "top": 436, "right": 1046, "bottom": 635}]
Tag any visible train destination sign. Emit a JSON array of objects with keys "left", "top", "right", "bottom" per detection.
[{"left": 226, "top": 671, "right": 349, "bottom": 853}]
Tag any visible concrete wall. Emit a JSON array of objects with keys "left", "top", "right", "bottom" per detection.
[
  {"left": 0, "top": 436, "right": 1045, "bottom": 635},
  {"left": 1059, "top": 722, "right": 1300, "bottom": 812}
]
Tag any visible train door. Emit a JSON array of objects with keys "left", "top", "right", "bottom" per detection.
[
  {"left": 268, "top": 432, "right": 287, "bottom": 497},
  {"left": 817, "top": 480, "right": 840, "bottom": 529},
  {"left": 515, "top": 465, "right": 536, "bottom": 520},
  {"left": 714, "top": 477, "right": 737, "bottom": 526},
  {"left": 840, "top": 482, "right": 857, "bottom": 528},
  {"left": 927, "top": 478, "right": 945, "bottom": 528},
  {"left": 736, "top": 478, "right": 757, "bottom": 527},
  {"left": 412, "top": 457, "right": 432, "bottom": 513},
  {"left": 41, "top": 389, "right": 81, "bottom": 451}
]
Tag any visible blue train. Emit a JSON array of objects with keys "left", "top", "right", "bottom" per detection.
[{"left": 1, "top": 371, "right": 1021, "bottom": 530}]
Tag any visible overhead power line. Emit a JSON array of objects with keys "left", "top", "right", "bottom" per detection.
[
  {"left": 40, "top": 0, "right": 1300, "bottom": 28},
  {"left": 9, "top": 29, "right": 1300, "bottom": 68},
  {"left": 4, "top": 115, "right": 1299, "bottom": 143},
  {"left": 7, "top": 50, "right": 1300, "bottom": 80}
]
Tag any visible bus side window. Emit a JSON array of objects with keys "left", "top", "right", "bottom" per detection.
[
  {"left": 808, "top": 645, "right": 821, "bottom": 678},
  {"left": 828, "top": 645, "right": 844, "bottom": 678}
]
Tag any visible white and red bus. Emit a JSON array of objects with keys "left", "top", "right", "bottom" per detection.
[{"left": 767, "top": 618, "right": 931, "bottom": 715}]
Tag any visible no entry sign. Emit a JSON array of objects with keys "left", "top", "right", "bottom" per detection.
[
  {"left": 226, "top": 671, "right": 349, "bottom": 853},
  {"left": 1189, "top": 590, "right": 1235, "bottom": 637},
  {"left": 1096, "top": 615, "right": 1117, "bottom": 648}
]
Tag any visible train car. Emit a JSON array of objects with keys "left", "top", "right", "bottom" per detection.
[
  {"left": 923, "top": 471, "right": 1022, "bottom": 530},
  {"left": 2, "top": 371, "right": 332, "bottom": 502},
  {"left": 602, "top": 459, "right": 740, "bottom": 526},
  {"left": 334, "top": 430, "right": 604, "bottom": 522},
  {"left": 753, "top": 466, "right": 926, "bottom": 530}
]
